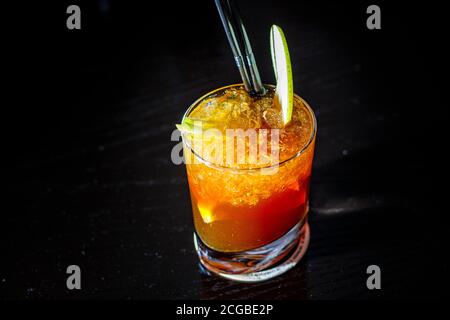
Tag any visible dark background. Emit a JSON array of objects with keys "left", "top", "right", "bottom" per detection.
[{"left": 2, "top": 0, "right": 448, "bottom": 299}]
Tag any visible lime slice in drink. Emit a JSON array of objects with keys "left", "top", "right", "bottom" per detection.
[
  {"left": 270, "top": 25, "right": 294, "bottom": 125},
  {"left": 175, "top": 123, "right": 191, "bottom": 133},
  {"left": 176, "top": 117, "right": 201, "bottom": 133},
  {"left": 176, "top": 117, "right": 222, "bottom": 152},
  {"left": 176, "top": 117, "right": 216, "bottom": 133}
]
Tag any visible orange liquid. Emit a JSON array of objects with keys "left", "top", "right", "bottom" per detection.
[
  {"left": 186, "top": 136, "right": 314, "bottom": 252},
  {"left": 190, "top": 174, "right": 311, "bottom": 252},
  {"left": 182, "top": 85, "right": 316, "bottom": 252}
]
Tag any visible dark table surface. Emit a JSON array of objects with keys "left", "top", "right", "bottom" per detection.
[{"left": 2, "top": 1, "right": 448, "bottom": 299}]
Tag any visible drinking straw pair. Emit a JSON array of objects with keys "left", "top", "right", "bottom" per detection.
[{"left": 215, "top": 0, "right": 266, "bottom": 96}]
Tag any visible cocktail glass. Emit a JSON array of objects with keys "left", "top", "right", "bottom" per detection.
[{"left": 180, "top": 84, "right": 316, "bottom": 282}]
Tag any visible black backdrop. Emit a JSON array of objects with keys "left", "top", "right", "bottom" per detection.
[{"left": 2, "top": 0, "right": 448, "bottom": 300}]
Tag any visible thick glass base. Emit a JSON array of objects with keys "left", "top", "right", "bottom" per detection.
[{"left": 193, "top": 220, "right": 310, "bottom": 283}]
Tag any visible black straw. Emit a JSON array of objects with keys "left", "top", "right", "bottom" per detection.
[{"left": 215, "top": 0, "right": 266, "bottom": 96}]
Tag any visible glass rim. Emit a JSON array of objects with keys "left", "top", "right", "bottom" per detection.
[{"left": 181, "top": 83, "right": 317, "bottom": 172}]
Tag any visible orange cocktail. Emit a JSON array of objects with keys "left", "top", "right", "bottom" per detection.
[{"left": 180, "top": 84, "right": 316, "bottom": 281}]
